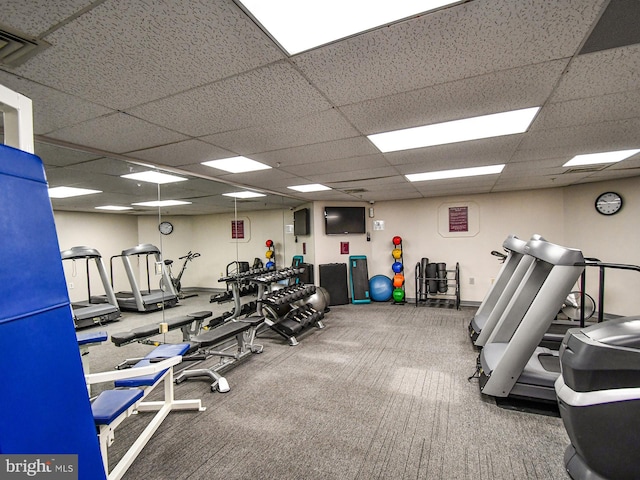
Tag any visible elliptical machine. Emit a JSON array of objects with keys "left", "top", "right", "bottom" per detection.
[{"left": 161, "top": 251, "right": 200, "bottom": 299}]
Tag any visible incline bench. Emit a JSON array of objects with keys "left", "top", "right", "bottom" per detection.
[
  {"left": 111, "top": 311, "right": 264, "bottom": 392},
  {"left": 86, "top": 342, "right": 204, "bottom": 480}
]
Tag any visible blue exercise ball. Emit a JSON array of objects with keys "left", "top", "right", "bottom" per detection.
[
  {"left": 369, "top": 275, "right": 393, "bottom": 302},
  {"left": 392, "top": 261, "right": 403, "bottom": 273}
]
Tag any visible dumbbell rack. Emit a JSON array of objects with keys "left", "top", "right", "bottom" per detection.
[
  {"left": 209, "top": 267, "right": 273, "bottom": 327},
  {"left": 414, "top": 261, "right": 460, "bottom": 310},
  {"left": 251, "top": 267, "right": 325, "bottom": 346}
]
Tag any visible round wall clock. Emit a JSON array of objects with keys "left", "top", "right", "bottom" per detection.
[
  {"left": 159, "top": 221, "right": 174, "bottom": 235},
  {"left": 595, "top": 192, "right": 623, "bottom": 216}
]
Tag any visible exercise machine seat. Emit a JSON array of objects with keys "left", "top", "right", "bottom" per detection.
[
  {"left": 92, "top": 389, "right": 144, "bottom": 425},
  {"left": 114, "top": 343, "right": 190, "bottom": 387}
]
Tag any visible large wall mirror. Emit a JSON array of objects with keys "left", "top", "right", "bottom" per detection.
[{"left": 39, "top": 140, "right": 304, "bottom": 301}]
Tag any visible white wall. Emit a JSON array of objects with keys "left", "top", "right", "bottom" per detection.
[
  {"left": 55, "top": 211, "right": 138, "bottom": 302},
  {"left": 53, "top": 177, "right": 640, "bottom": 315},
  {"left": 563, "top": 176, "right": 640, "bottom": 316}
]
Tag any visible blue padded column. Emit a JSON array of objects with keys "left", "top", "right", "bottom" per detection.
[{"left": 0, "top": 144, "right": 106, "bottom": 479}]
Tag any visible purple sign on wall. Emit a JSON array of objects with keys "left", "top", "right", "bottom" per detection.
[
  {"left": 449, "top": 206, "right": 468, "bottom": 232},
  {"left": 231, "top": 220, "right": 245, "bottom": 239}
]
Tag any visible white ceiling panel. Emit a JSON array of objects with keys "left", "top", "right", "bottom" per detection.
[
  {"left": 383, "top": 136, "right": 523, "bottom": 168},
  {"left": 2, "top": 0, "right": 638, "bottom": 215},
  {"left": 0, "top": 70, "right": 113, "bottom": 134},
  {"left": 2, "top": 0, "right": 95, "bottom": 37},
  {"left": 252, "top": 136, "right": 379, "bottom": 168},
  {"left": 200, "top": 109, "right": 361, "bottom": 155},
  {"left": 551, "top": 44, "right": 640, "bottom": 102},
  {"left": 128, "top": 62, "right": 332, "bottom": 137},
  {"left": 293, "top": 0, "right": 604, "bottom": 105},
  {"left": 340, "top": 60, "right": 567, "bottom": 134},
  {"left": 12, "top": 0, "right": 284, "bottom": 110},
  {"left": 282, "top": 154, "right": 391, "bottom": 177},
  {"left": 47, "top": 113, "right": 189, "bottom": 154},
  {"left": 532, "top": 90, "right": 640, "bottom": 131},
  {"left": 130, "top": 139, "right": 235, "bottom": 168}
]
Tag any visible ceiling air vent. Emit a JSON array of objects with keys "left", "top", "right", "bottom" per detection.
[
  {"left": 563, "top": 165, "right": 607, "bottom": 174},
  {"left": 0, "top": 25, "right": 50, "bottom": 68},
  {"left": 342, "top": 188, "right": 368, "bottom": 194}
]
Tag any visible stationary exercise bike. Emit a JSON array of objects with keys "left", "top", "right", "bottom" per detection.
[{"left": 161, "top": 251, "right": 200, "bottom": 299}]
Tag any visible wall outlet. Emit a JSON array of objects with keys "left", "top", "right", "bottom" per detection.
[
  {"left": 68, "top": 282, "right": 74, "bottom": 289},
  {"left": 469, "top": 277, "right": 475, "bottom": 285}
]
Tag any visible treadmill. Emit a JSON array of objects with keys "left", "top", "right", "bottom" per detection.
[
  {"left": 470, "top": 234, "right": 543, "bottom": 346},
  {"left": 111, "top": 244, "right": 178, "bottom": 312},
  {"left": 478, "top": 238, "right": 584, "bottom": 403},
  {"left": 61, "top": 246, "right": 121, "bottom": 328}
]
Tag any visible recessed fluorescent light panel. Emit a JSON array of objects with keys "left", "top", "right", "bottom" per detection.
[
  {"left": 95, "top": 205, "right": 133, "bottom": 211},
  {"left": 368, "top": 107, "right": 540, "bottom": 153},
  {"left": 48, "top": 186, "right": 102, "bottom": 198},
  {"left": 287, "top": 184, "right": 331, "bottom": 192},
  {"left": 132, "top": 200, "right": 192, "bottom": 207},
  {"left": 406, "top": 164, "right": 505, "bottom": 182},
  {"left": 121, "top": 171, "right": 188, "bottom": 184},
  {"left": 222, "top": 191, "right": 267, "bottom": 199},
  {"left": 562, "top": 149, "right": 640, "bottom": 167},
  {"left": 202, "top": 156, "right": 271, "bottom": 173},
  {"left": 238, "top": 0, "right": 461, "bottom": 55}
]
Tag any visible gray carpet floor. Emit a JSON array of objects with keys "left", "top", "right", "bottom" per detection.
[{"left": 84, "top": 293, "right": 571, "bottom": 479}]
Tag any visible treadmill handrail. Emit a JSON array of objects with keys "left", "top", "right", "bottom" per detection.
[{"left": 574, "top": 262, "right": 640, "bottom": 323}]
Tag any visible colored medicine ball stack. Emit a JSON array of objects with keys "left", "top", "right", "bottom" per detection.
[{"left": 391, "top": 236, "right": 405, "bottom": 303}]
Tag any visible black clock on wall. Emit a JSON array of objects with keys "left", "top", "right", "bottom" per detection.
[
  {"left": 595, "top": 192, "right": 623, "bottom": 216},
  {"left": 159, "top": 221, "right": 174, "bottom": 235}
]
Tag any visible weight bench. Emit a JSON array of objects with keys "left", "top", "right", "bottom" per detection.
[
  {"left": 110, "top": 311, "right": 212, "bottom": 347},
  {"left": 86, "top": 342, "right": 204, "bottom": 480},
  {"left": 77, "top": 330, "right": 108, "bottom": 394},
  {"left": 175, "top": 317, "right": 264, "bottom": 392}
]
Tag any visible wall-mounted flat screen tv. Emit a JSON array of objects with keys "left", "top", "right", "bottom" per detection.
[
  {"left": 294, "top": 208, "right": 310, "bottom": 236},
  {"left": 324, "top": 206, "right": 366, "bottom": 235}
]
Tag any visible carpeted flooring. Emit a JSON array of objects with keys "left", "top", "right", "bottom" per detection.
[{"left": 84, "top": 293, "right": 570, "bottom": 479}]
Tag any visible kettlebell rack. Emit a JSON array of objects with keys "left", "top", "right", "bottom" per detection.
[{"left": 414, "top": 260, "right": 460, "bottom": 309}]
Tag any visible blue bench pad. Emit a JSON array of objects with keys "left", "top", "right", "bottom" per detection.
[
  {"left": 76, "top": 331, "right": 108, "bottom": 345},
  {"left": 114, "top": 343, "right": 190, "bottom": 387},
  {"left": 92, "top": 389, "right": 144, "bottom": 425}
]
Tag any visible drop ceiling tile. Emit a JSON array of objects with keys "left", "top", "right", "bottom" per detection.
[
  {"left": 47, "top": 113, "right": 188, "bottom": 154},
  {"left": 129, "top": 62, "right": 331, "bottom": 137},
  {"left": 519, "top": 117, "right": 640, "bottom": 153},
  {"left": 551, "top": 44, "right": 640, "bottom": 102},
  {"left": 252, "top": 136, "right": 379, "bottom": 167},
  {"left": 282, "top": 154, "right": 391, "bottom": 177},
  {"left": 36, "top": 141, "right": 101, "bottom": 167},
  {"left": 532, "top": 90, "right": 640, "bottom": 131},
  {"left": 180, "top": 163, "right": 296, "bottom": 188},
  {"left": 492, "top": 174, "right": 583, "bottom": 190},
  {"left": 306, "top": 166, "right": 401, "bottom": 186},
  {"left": 384, "top": 136, "right": 522, "bottom": 168},
  {"left": 130, "top": 139, "right": 235, "bottom": 167},
  {"left": 2, "top": 0, "right": 94, "bottom": 37},
  {"left": 501, "top": 158, "right": 570, "bottom": 174},
  {"left": 13, "top": 0, "right": 284, "bottom": 110},
  {"left": 0, "top": 71, "right": 114, "bottom": 134},
  {"left": 341, "top": 60, "right": 567, "bottom": 134},
  {"left": 200, "top": 109, "right": 361, "bottom": 155},
  {"left": 293, "top": 0, "right": 603, "bottom": 105}
]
